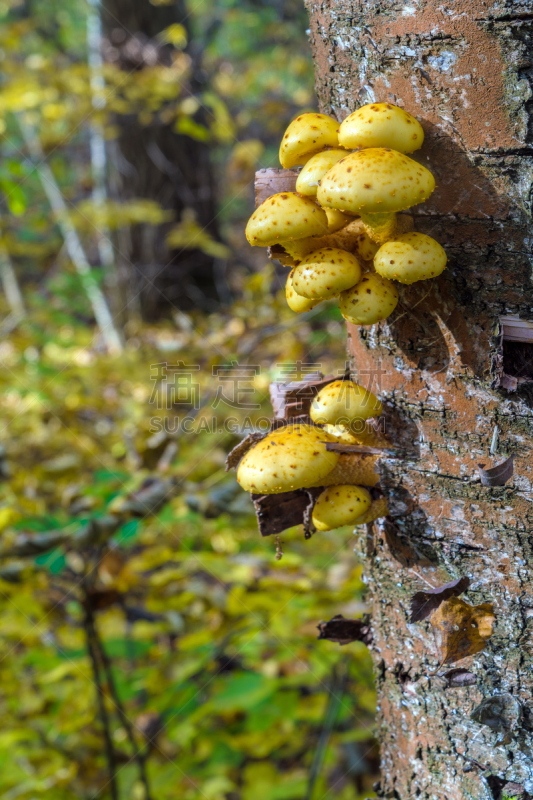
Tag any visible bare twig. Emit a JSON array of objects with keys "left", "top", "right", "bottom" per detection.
[
  {"left": 84, "top": 606, "right": 120, "bottom": 800},
  {"left": 91, "top": 617, "right": 153, "bottom": 800},
  {"left": 305, "top": 661, "right": 350, "bottom": 800}
]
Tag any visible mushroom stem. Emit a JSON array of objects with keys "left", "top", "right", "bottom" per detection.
[
  {"left": 314, "top": 454, "right": 380, "bottom": 487},
  {"left": 352, "top": 496, "right": 388, "bottom": 525},
  {"left": 359, "top": 211, "right": 397, "bottom": 244},
  {"left": 282, "top": 237, "right": 317, "bottom": 261}
]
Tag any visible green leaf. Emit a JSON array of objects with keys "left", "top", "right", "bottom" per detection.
[
  {"left": 211, "top": 671, "right": 277, "bottom": 712},
  {"left": 0, "top": 178, "right": 27, "bottom": 215}
]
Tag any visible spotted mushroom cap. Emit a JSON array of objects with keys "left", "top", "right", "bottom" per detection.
[
  {"left": 236, "top": 424, "right": 339, "bottom": 494},
  {"left": 339, "top": 273, "right": 399, "bottom": 325},
  {"left": 312, "top": 485, "right": 373, "bottom": 531},
  {"left": 245, "top": 193, "right": 328, "bottom": 247},
  {"left": 339, "top": 103, "right": 424, "bottom": 153},
  {"left": 279, "top": 113, "right": 339, "bottom": 169},
  {"left": 310, "top": 379, "right": 382, "bottom": 424},
  {"left": 296, "top": 148, "right": 349, "bottom": 197},
  {"left": 286, "top": 270, "right": 320, "bottom": 313},
  {"left": 292, "top": 247, "right": 362, "bottom": 300},
  {"left": 317, "top": 148, "right": 435, "bottom": 215},
  {"left": 374, "top": 232, "right": 447, "bottom": 284}
]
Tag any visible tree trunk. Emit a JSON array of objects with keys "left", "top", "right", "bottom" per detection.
[
  {"left": 304, "top": 1, "right": 533, "bottom": 798},
  {"left": 102, "top": 0, "right": 220, "bottom": 319}
]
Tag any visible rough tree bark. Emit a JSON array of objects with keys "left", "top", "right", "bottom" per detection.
[{"left": 303, "top": 1, "right": 533, "bottom": 798}]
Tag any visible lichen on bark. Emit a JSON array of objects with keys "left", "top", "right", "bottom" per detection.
[{"left": 304, "top": 1, "right": 533, "bottom": 797}]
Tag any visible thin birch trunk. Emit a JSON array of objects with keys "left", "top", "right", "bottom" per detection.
[
  {"left": 0, "top": 242, "right": 24, "bottom": 319},
  {"left": 18, "top": 117, "right": 123, "bottom": 354},
  {"left": 86, "top": 0, "right": 118, "bottom": 283}
]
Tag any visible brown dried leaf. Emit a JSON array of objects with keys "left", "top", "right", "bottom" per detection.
[
  {"left": 477, "top": 454, "right": 514, "bottom": 486},
  {"left": 410, "top": 576, "right": 470, "bottom": 623},
  {"left": 317, "top": 614, "right": 372, "bottom": 646},
  {"left": 269, "top": 373, "right": 336, "bottom": 420},
  {"left": 442, "top": 668, "right": 477, "bottom": 688},
  {"left": 431, "top": 596, "right": 495, "bottom": 667},
  {"left": 252, "top": 488, "right": 322, "bottom": 537},
  {"left": 254, "top": 167, "right": 298, "bottom": 207},
  {"left": 225, "top": 432, "right": 264, "bottom": 471}
]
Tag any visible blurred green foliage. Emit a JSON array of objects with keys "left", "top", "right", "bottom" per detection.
[
  {"left": 0, "top": 0, "right": 377, "bottom": 798},
  {"left": 0, "top": 277, "right": 377, "bottom": 799}
]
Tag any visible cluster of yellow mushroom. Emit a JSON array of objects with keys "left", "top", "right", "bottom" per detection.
[
  {"left": 245, "top": 103, "right": 447, "bottom": 326},
  {"left": 236, "top": 380, "right": 388, "bottom": 532}
]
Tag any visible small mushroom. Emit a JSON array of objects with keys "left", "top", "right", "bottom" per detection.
[
  {"left": 286, "top": 270, "right": 320, "bottom": 313},
  {"left": 324, "top": 422, "right": 388, "bottom": 448},
  {"left": 332, "top": 217, "right": 413, "bottom": 262},
  {"left": 324, "top": 208, "right": 353, "bottom": 232},
  {"left": 352, "top": 495, "right": 388, "bottom": 525},
  {"left": 279, "top": 113, "right": 340, "bottom": 168},
  {"left": 246, "top": 192, "right": 329, "bottom": 247},
  {"left": 280, "top": 237, "right": 319, "bottom": 263},
  {"left": 296, "top": 149, "right": 350, "bottom": 197},
  {"left": 292, "top": 247, "right": 362, "bottom": 300},
  {"left": 352, "top": 229, "right": 380, "bottom": 262},
  {"left": 310, "top": 379, "right": 382, "bottom": 424},
  {"left": 312, "top": 485, "right": 372, "bottom": 531},
  {"left": 339, "top": 273, "right": 399, "bottom": 325},
  {"left": 339, "top": 103, "right": 424, "bottom": 153},
  {"left": 323, "top": 424, "right": 362, "bottom": 444},
  {"left": 317, "top": 148, "right": 435, "bottom": 243},
  {"left": 236, "top": 424, "right": 379, "bottom": 494},
  {"left": 374, "top": 232, "right": 447, "bottom": 284}
]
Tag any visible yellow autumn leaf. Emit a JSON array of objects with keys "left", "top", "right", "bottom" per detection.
[
  {"left": 431, "top": 596, "right": 495, "bottom": 666},
  {"left": 166, "top": 209, "right": 230, "bottom": 259},
  {"left": 0, "top": 507, "right": 19, "bottom": 532}
]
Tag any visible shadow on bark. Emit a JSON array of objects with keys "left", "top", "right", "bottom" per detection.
[{"left": 383, "top": 127, "right": 533, "bottom": 385}]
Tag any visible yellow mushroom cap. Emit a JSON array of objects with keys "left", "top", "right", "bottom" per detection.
[
  {"left": 374, "top": 232, "right": 447, "bottom": 284},
  {"left": 317, "top": 148, "right": 435, "bottom": 215},
  {"left": 339, "top": 103, "right": 424, "bottom": 153},
  {"left": 325, "top": 208, "right": 353, "bottom": 233},
  {"left": 286, "top": 270, "right": 320, "bottom": 313},
  {"left": 279, "top": 113, "right": 339, "bottom": 169},
  {"left": 310, "top": 379, "right": 382, "bottom": 424},
  {"left": 339, "top": 273, "right": 398, "bottom": 325},
  {"left": 245, "top": 193, "right": 328, "bottom": 247},
  {"left": 237, "top": 424, "right": 339, "bottom": 494},
  {"left": 292, "top": 247, "right": 362, "bottom": 300},
  {"left": 323, "top": 422, "right": 380, "bottom": 446},
  {"left": 312, "top": 485, "right": 372, "bottom": 531},
  {"left": 296, "top": 149, "right": 349, "bottom": 197},
  {"left": 323, "top": 424, "right": 360, "bottom": 444}
]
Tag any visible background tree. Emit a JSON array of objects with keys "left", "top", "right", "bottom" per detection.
[
  {"left": 101, "top": 0, "right": 222, "bottom": 318},
  {"left": 304, "top": 0, "right": 533, "bottom": 797}
]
